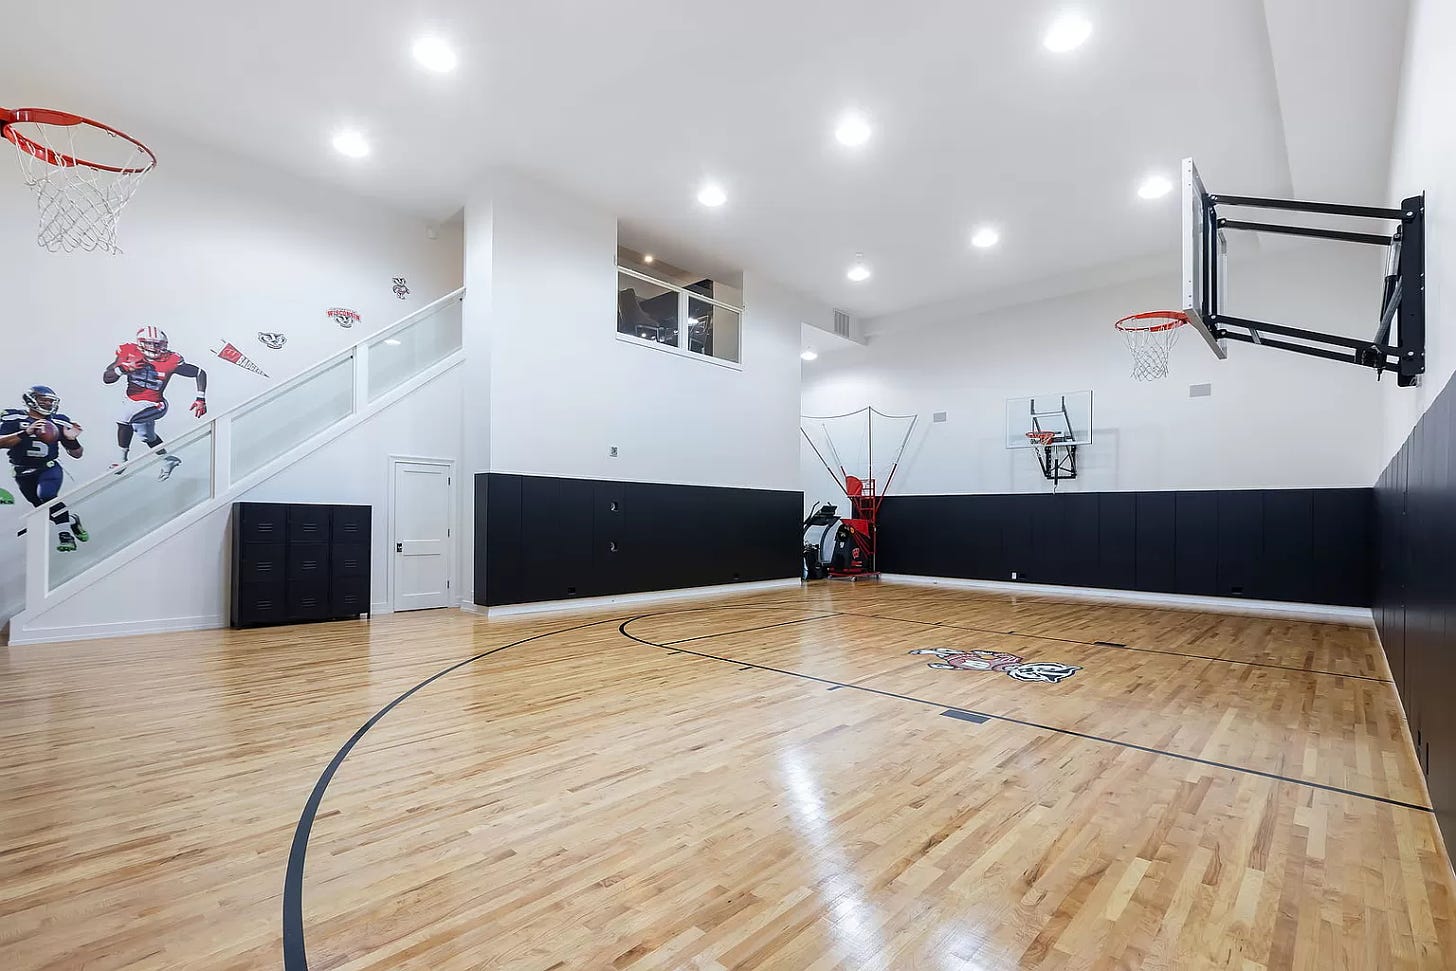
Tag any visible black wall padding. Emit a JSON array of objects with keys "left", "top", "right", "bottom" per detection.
[
  {"left": 476, "top": 473, "right": 801, "bottom": 606},
  {"left": 1374, "top": 369, "right": 1456, "bottom": 848},
  {"left": 877, "top": 488, "right": 1371, "bottom": 607}
]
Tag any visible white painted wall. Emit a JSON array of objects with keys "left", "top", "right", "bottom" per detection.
[
  {"left": 803, "top": 244, "right": 1388, "bottom": 501},
  {"left": 458, "top": 187, "right": 494, "bottom": 602},
  {"left": 454, "top": 170, "right": 820, "bottom": 601},
  {"left": 11, "top": 366, "right": 465, "bottom": 643},
  {"left": 471, "top": 170, "right": 807, "bottom": 492},
  {"left": 0, "top": 126, "right": 463, "bottom": 618},
  {"left": 1382, "top": 0, "right": 1455, "bottom": 462}
]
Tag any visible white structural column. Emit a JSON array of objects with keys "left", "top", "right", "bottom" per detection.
[{"left": 458, "top": 178, "right": 496, "bottom": 604}]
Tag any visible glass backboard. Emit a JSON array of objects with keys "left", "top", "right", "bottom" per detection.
[
  {"left": 1005, "top": 391, "right": 1092, "bottom": 449},
  {"left": 1182, "top": 157, "right": 1229, "bottom": 359}
]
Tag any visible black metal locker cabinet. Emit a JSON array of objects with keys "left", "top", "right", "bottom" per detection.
[{"left": 231, "top": 502, "right": 371, "bottom": 628}]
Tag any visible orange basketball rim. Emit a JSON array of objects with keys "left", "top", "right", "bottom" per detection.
[
  {"left": 1, "top": 106, "right": 157, "bottom": 254},
  {"left": 1, "top": 107, "right": 156, "bottom": 173}
]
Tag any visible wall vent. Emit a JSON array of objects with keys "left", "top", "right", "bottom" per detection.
[{"left": 833, "top": 309, "right": 854, "bottom": 338}]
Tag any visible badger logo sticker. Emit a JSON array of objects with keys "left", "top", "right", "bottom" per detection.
[
  {"left": 327, "top": 307, "right": 361, "bottom": 329},
  {"left": 257, "top": 331, "right": 287, "bottom": 349},
  {"left": 909, "top": 649, "right": 1080, "bottom": 684}
]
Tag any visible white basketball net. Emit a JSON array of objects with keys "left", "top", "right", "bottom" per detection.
[
  {"left": 1117, "top": 314, "right": 1185, "bottom": 381},
  {"left": 5, "top": 114, "right": 155, "bottom": 254}
]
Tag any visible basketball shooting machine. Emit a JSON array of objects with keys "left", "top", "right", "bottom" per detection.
[
  {"left": 800, "top": 407, "right": 917, "bottom": 579},
  {"left": 1117, "top": 157, "right": 1425, "bottom": 385}
]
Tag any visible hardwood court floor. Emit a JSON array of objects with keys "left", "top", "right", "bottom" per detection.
[{"left": 2, "top": 582, "right": 1453, "bottom": 969}]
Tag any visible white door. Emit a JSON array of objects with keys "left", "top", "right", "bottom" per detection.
[{"left": 391, "top": 460, "right": 454, "bottom": 611}]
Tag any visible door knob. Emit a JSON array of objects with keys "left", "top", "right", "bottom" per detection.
[{"left": 396, "top": 543, "right": 403, "bottom": 552}]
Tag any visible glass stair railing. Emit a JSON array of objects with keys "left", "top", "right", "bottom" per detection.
[{"left": 18, "top": 289, "right": 464, "bottom": 613}]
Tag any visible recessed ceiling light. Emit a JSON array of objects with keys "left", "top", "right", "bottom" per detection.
[
  {"left": 970, "top": 226, "right": 1000, "bottom": 249},
  {"left": 1043, "top": 13, "right": 1093, "bottom": 53},
  {"left": 643, "top": 254, "right": 655, "bottom": 264},
  {"left": 332, "top": 130, "right": 370, "bottom": 158},
  {"left": 697, "top": 182, "right": 727, "bottom": 208},
  {"left": 835, "top": 112, "right": 872, "bottom": 147},
  {"left": 1138, "top": 174, "right": 1173, "bottom": 199},
  {"left": 412, "top": 36, "right": 458, "bottom": 73},
  {"left": 846, "top": 255, "right": 871, "bottom": 282},
  {"left": 801, "top": 349, "right": 819, "bottom": 361}
]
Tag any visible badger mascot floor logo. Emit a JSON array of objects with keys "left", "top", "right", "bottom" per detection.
[{"left": 910, "top": 649, "right": 1080, "bottom": 684}]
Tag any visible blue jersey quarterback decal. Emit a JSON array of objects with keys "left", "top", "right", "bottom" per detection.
[{"left": 909, "top": 648, "right": 1081, "bottom": 684}]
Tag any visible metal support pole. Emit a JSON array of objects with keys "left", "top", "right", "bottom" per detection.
[
  {"left": 1212, "top": 315, "right": 1390, "bottom": 353},
  {"left": 1217, "top": 219, "right": 1392, "bottom": 247},
  {"left": 1208, "top": 194, "right": 1404, "bottom": 220}
]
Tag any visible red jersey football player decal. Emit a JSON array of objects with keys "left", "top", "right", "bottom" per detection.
[{"left": 102, "top": 326, "right": 208, "bottom": 480}]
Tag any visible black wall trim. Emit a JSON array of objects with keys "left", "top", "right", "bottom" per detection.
[
  {"left": 878, "top": 488, "right": 1372, "bottom": 608},
  {"left": 476, "top": 473, "right": 801, "bottom": 606},
  {"left": 1374, "top": 369, "right": 1456, "bottom": 850}
]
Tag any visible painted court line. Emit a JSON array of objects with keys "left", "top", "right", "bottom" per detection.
[
  {"left": 616, "top": 613, "right": 1430, "bottom": 814},
  {"left": 660, "top": 614, "right": 836, "bottom": 646},
  {"left": 834, "top": 610, "right": 1392, "bottom": 683},
  {"left": 286, "top": 599, "right": 1428, "bottom": 971}
]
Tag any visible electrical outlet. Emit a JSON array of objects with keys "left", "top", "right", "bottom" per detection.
[
  {"left": 1011, "top": 571, "right": 1019, "bottom": 580},
  {"left": 609, "top": 446, "right": 619, "bottom": 458}
]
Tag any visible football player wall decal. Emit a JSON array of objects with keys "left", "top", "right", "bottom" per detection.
[
  {"left": 103, "top": 327, "right": 207, "bottom": 480},
  {"left": 0, "top": 385, "right": 90, "bottom": 552}
]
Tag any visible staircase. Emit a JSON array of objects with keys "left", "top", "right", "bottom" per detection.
[{"left": 7, "top": 289, "right": 465, "bottom": 645}]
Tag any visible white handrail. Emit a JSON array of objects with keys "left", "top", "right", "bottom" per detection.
[{"left": 21, "top": 288, "right": 465, "bottom": 532}]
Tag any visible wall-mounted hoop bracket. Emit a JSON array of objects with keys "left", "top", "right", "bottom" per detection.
[
  {"left": 1026, "top": 431, "right": 1078, "bottom": 487},
  {"left": 1183, "top": 156, "right": 1425, "bottom": 387}
]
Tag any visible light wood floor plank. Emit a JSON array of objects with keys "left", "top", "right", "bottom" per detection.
[{"left": 0, "top": 581, "right": 1450, "bottom": 969}]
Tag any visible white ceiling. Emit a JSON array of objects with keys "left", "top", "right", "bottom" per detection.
[{"left": 2, "top": 0, "right": 1409, "bottom": 320}]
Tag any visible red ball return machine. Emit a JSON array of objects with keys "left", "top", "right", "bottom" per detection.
[{"left": 801, "top": 407, "right": 917, "bottom": 580}]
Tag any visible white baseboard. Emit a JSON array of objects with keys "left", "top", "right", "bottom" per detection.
[
  {"left": 484, "top": 578, "right": 802, "bottom": 618},
  {"left": 7, "top": 601, "right": 394, "bottom": 647},
  {"left": 7, "top": 612, "right": 227, "bottom": 647},
  {"left": 879, "top": 574, "right": 1374, "bottom": 626}
]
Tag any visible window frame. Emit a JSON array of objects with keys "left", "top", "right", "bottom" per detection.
[{"left": 616, "top": 265, "right": 744, "bottom": 369}]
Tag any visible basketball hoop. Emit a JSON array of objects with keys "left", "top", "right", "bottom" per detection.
[
  {"left": 1115, "top": 310, "right": 1188, "bottom": 381},
  {"left": 1, "top": 107, "right": 156, "bottom": 254},
  {"left": 1024, "top": 430, "right": 1077, "bottom": 490}
]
